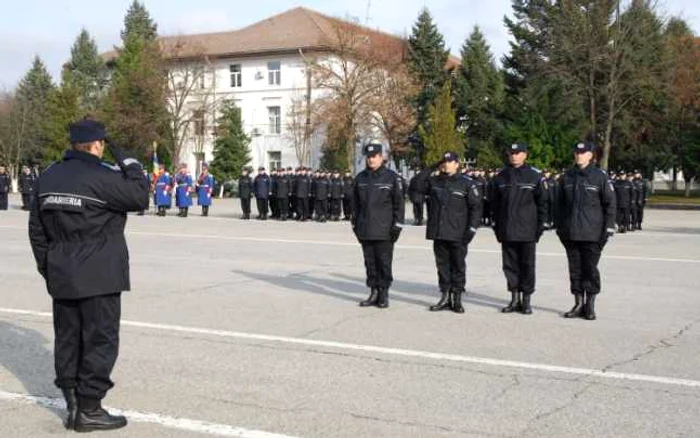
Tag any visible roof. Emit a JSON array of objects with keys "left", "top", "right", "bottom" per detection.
[{"left": 104, "top": 7, "right": 459, "bottom": 68}]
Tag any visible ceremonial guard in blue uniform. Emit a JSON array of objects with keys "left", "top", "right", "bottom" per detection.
[
  {"left": 175, "top": 164, "right": 193, "bottom": 217},
  {"left": 196, "top": 163, "right": 215, "bottom": 217},
  {"left": 153, "top": 164, "right": 172, "bottom": 216}
]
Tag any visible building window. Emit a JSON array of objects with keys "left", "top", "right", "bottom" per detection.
[
  {"left": 268, "top": 61, "right": 281, "bottom": 86},
  {"left": 268, "top": 151, "right": 281, "bottom": 171},
  {"left": 268, "top": 106, "right": 281, "bottom": 134},
  {"left": 193, "top": 109, "right": 205, "bottom": 137},
  {"left": 230, "top": 64, "right": 242, "bottom": 88}
]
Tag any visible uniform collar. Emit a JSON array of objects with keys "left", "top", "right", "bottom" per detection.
[{"left": 64, "top": 149, "right": 102, "bottom": 165}]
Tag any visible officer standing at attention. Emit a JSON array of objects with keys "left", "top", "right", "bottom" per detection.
[
  {"left": 490, "top": 144, "right": 549, "bottom": 315},
  {"left": 0, "top": 165, "right": 11, "bottom": 210},
  {"left": 238, "top": 168, "right": 253, "bottom": 220},
  {"left": 153, "top": 164, "right": 173, "bottom": 217},
  {"left": 196, "top": 163, "right": 214, "bottom": 217},
  {"left": 330, "top": 170, "right": 344, "bottom": 221},
  {"left": 174, "top": 164, "right": 193, "bottom": 217},
  {"left": 342, "top": 170, "right": 354, "bottom": 220},
  {"left": 613, "top": 172, "right": 632, "bottom": 233},
  {"left": 408, "top": 166, "right": 426, "bottom": 226},
  {"left": 28, "top": 119, "right": 149, "bottom": 432},
  {"left": 253, "top": 167, "right": 271, "bottom": 220},
  {"left": 19, "top": 165, "right": 37, "bottom": 210},
  {"left": 276, "top": 167, "right": 291, "bottom": 221},
  {"left": 295, "top": 167, "right": 311, "bottom": 221},
  {"left": 554, "top": 142, "right": 616, "bottom": 320},
  {"left": 313, "top": 170, "right": 330, "bottom": 222},
  {"left": 423, "top": 152, "right": 482, "bottom": 313},
  {"left": 353, "top": 143, "right": 405, "bottom": 308}
]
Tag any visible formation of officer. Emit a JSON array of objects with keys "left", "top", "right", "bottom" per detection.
[
  {"left": 352, "top": 143, "right": 405, "bottom": 308},
  {"left": 611, "top": 171, "right": 647, "bottom": 232},
  {"left": 28, "top": 119, "right": 149, "bottom": 432}
]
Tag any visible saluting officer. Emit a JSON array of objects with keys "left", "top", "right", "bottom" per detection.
[
  {"left": 423, "top": 152, "right": 482, "bottom": 313},
  {"left": 238, "top": 168, "right": 253, "bottom": 219},
  {"left": 196, "top": 163, "right": 215, "bottom": 217},
  {"left": 353, "top": 143, "right": 405, "bottom": 308},
  {"left": 490, "top": 144, "right": 549, "bottom": 315},
  {"left": 28, "top": 119, "right": 149, "bottom": 431},
  {"left": 554, "top": 142, "right": 616, "bottom": 320}
]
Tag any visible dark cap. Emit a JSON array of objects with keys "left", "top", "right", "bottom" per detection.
[
  {"left": 441, "top": 151, "right": 459, "bottom": 163},
  {"left": 508, "top": 143, "right": 528, "bottom": 153},
  {"left": 69, "top": 120, "right": 106, "bottom": 144},
  {"left": 573, "top": 142, "right": 596, "bottom": 153},
  {"left": 364, "top": 143, "right": 382, "bottom": 157}
]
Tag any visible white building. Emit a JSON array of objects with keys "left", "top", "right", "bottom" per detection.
[{"left": 152, "top": 7, "right": 409, "bottom": 175}]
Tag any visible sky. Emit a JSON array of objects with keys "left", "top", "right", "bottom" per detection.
[{"left": 1, "top": 0, "right": 698, "bottom": 89}]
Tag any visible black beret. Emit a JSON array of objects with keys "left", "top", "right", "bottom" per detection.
[{"left": 69, "top": 120, "right": 106, "bottom": 144}]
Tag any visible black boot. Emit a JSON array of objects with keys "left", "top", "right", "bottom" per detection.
[
  {"left": 61, "top": 388, "right": 78, "bottom": 430},
  {"left": 521, "top": 294, "right": 532, "bottom": 315},
  {"left": 202, "top": 206, "right": 209, "bottom": 217},
  {"left": 564, "top": 293, "right": 584, "bottom": 318},
  {"left": 429, "top": 290, "right": 451, "bottom": 311},
  {"left": 376, "top": 287, "right": 389, "bottom": 308},
  {"left": 501, "top": 292, "right": 521, "bottom": 313},
  {"left": 359, "top": 288, "right": 379, "bottom": 307},
  {"left": 184, "top": 208, "right": 189, "bottom": 218},
  {"left": 451, "top": 291, "right": 465, "bottom": 313},
  {"left": 584, "top": 293, "right": 597, "bottom": 320},
  {"left": 74, "top": 398, "right": 127, "bottom": 433}
]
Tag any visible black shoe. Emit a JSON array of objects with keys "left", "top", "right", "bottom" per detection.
[
  {"left": 521, "top": 294, "right": 533, "bottom": 315},
  {"left": 61, "top": 388, "right": 77, "bottom": 430},
  {"left": 376, "top": 287, "right": 389, "bottom": 308},
  {"left": 359, "top": 288, "right": 379, "bottom": 307},
  {"left": 429, "top": 290, "right": 451, "bottom": 311},
  {"left": 501, "top": 292, "right": 521, "bottom": 313},
  {"left": 74, "top": 399, "right": 127, "bottom": 433},
  {"left": 564, "top": 293, "right": 584, "bottom": 318},
  {"left": 584, "top": 293, "right": 597, "bottom": 320},
  {"left": 451, "top": 291, "right": 465, "bottom": 313}
]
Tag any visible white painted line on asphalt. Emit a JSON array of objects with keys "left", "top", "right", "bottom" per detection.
[
  {"left": 2, "top": 307, "right": 699, "bottom": 390},
  {"left": 0, "top": 389, "right": 298, "bottom": 438},
  {"left": 1, "top": 225, "right": 699, "bottom": 263}
]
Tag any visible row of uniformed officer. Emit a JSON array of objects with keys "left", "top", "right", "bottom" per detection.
[{"left": 28, "top": 119, "right": 149, "bottom": 432}]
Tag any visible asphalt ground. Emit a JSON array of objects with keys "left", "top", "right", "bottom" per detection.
[{"left": 1, "top": 194, "right": 699, "bottom": 437}]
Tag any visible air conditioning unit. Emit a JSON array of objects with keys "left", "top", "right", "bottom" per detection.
[
  {"left": 251, "top": 128, "right": 261, "bottom": 137},
  {"left": 255, "top": 71, "right": 264, "bottom": 80}
]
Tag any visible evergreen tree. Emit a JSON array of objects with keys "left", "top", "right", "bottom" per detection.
[
  {"left": 43, "top": 70, "right": 81, "bottom": 163},
  {"left": 64, "top": 29, "right": 107, "bottom": 112},
  {"left": 15, "top": 56, "right": 54, "bottom": 163},
  {"left": 101, "top": 1, "right": 167, "bottom": 159},
  {"left": 420, "top": 82, "right": 464, "bottom": 164},
  {"left": 454, "top": 26, "right": 505, "bottom": 167},
  {"left": 407, "top": 8, "right": 450, "bottom": 159},
  {"left": 209, "top": 101, "right": 251, "bottom": 184}
]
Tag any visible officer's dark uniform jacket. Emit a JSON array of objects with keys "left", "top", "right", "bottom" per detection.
[
  {"left": 0, "top": 172, "right": 10, "bottom": 193},
  {"left": 276, "top": 175, "right": 290, "bottom": 199},
  {"left": 408, "top": 174, "right": 425, "bottom": 203},
  {"left": 352, "top": 165, "right": 405, "bottom": 241},
  {"left": 613, "top": 179, "right": 632, "bottom": 208},
  {"left": 238, "top": 175, "right": 253, "bottom": 198},
  {"left": 330, "top": 177, "right": 343, "bottom": 199},
  {"left": 253, "top": 174, "right": 270, "bottom": 199},
  {"left": 424, "top": 172, "right": 482, "bottom": 242},
  {"left": 343, "top": 176, "right": 354, "bottom": 198},
  {"left": 28, "top": 150, "right": 149, "bottom": 300},
  {"left": 313, "top": 177, "right": 329, "bottom": 200},
  {"left": 19, "top": 172, "right": 37, "bottom": 194},
  {"left": 295, "top": 174, "right": 311, "bottom": 198},
  {"left": 554, "top": 165, "right": 616, "bottom": 242},
  {"left": 491, "top": 165, "right": 548, "bottom": 242}
]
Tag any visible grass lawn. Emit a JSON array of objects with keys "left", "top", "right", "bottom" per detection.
[{"left": 648, "top": 194, "right": 700, "bottom": 205}]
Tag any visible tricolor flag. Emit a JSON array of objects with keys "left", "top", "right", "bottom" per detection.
[{"left": 152, "top": 142, "right": 159, "bottom": 177}]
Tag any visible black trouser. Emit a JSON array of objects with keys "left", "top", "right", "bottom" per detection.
[
  {"left": 342, "top": 198, "right": 353, "bottom": 219},
  {"left": 617, "top": 208, "right": 630, "bottom": 230},
  {"left": 241, "top": 197, "right": 251, "bottom": 217},
  {"left": 256, "top": 198, "right": 268, "bottom": 217},
  {"left": 630, "top": 206, "right": 638, "bottom": 229},
  {"left": 269, "top": 196, "right": 278, "bottom": 218},
  {"left": 412, "top": 201, "right": 423, "bottom": 223},
  {"left": 309, "top": 197, "right": 315, "bottom": 217},
  {"left": 638, "top": 204, "right": 645, "bottom": 226},
  {"left": 296, "top": 197, "right": 309, "bottom": 220},
  {"left": 278, "top": 197, "right": 289, "bottom": 219},
  {"left": 0, "top": 193, "right": 7, "bottom": 210},
  {"left": 52, "top": 293, "right": 121, "bottom": 401},
  {"left": 289, "top": 197, "right": 296, "bottom": 218},
  {"left": 360, "top": 240, "right": 395, "bottom": 289},
  {"left": 330, "top": 199, "right": 342, "bottom": 218},
  {"left": 433, "top": 240, "right": 468, "bottom": 293},
  {"left": 21, "top": 194, "right": 33, "bottom": 210},
  {"left": 563, "top": 240, "right": 603, "bottom": 295},
  {"left": 315, "top": 199, "right": 328, "bottom": 220},
  {"left": 501, "top": 241, "right": 536, "bottom": 295}
]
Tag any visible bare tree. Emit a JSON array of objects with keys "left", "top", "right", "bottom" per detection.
[
  {"left": 286, "top": 84, "right": 320, "bottom": 167},
  {"left": 0, "top": 91, "right": 31, "bottom": 189}
]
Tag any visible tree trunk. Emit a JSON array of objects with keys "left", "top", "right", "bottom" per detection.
[
  {"left": 672, "top": 166, "right": 678, "bottom": 191},
  {"left": 684, "top": 177, "right": 692, "bottom": 198}
]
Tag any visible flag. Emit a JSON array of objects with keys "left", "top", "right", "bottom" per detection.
[{"left": 152, "top": 142, "right": 159, "bottom": 177}]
